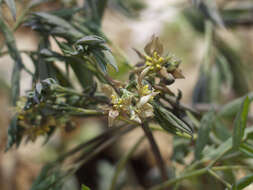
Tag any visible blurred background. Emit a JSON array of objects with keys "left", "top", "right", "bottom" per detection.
[{"left": 1, "top": 0, "right": 253, "bottom": 189}]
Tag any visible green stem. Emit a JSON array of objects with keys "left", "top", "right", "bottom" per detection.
[
  {"left": 150, "top": 168, "right": 208, "bottom": 190},
  {"left": 207, "top": 169, "right": 232, "bottom": 189}
]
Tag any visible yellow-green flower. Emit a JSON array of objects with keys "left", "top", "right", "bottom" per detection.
[{"left": 145, "top": 51, "right": 166, "bottom": 71}]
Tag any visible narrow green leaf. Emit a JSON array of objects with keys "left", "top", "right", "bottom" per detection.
[
  {"left": 213, "top": 118, "right": 231, "bottom": 141},
  {"left": 232, "top": 96, "right": 250, "bottom": 149},
  {"left": 4, "top": 0, "right": 16, "bottom": 20},
  {"left": 33, "top": 12, "right": 74, "bottom": 30},
  {"left": 216, "top": 54, "right": 233, "bottom": 90},
  {"left": 0, "top": 15, "right": 23, "bottom": 105},
  {"left": 239, "top": 143, "right": 253, "bottom": 157},
  {"left": 153, "top": 103, "right": 193, "bottom": 136},
  {"left": 232, "top": 174, "right": 253, "bottom": 190},
  {"left": 103, "top": 50, "right": 118, "bottom": 72},
  {"left": 209, "top": 65, "right": 220, "bottom": 101},
  {"left": 218, "top": 92, "right": 253, "bottom": 118},
  {"left": 205, "top": 137, "right": 232, "bottom": 160},
  {"left": 70, "top": 61, "right": 93, "bottom": 88},
  {"left": 195, "top": 111, "right": 215, "bottom": 160}
]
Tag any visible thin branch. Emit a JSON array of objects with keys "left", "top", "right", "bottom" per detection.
[
  {"left": 141, "top": 122, "right": 168, "bottom": 182},
  {"left": 207, "top": 169, "right": 232, "bottom": 189}
]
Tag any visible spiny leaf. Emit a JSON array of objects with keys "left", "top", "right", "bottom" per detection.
[
  {"left": 232, "top": 96, "right": 250, "bottom": 150},
  {"left": 195, "top": 110, "right": 215, "bottom": 160}
]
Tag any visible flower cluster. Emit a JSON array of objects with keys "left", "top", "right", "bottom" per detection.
[
  {"left": 106, "top": 84, "right": 159, "bottom": 126},
  {"left": 136, "top": 36, "right": 184, "bottom": 87},
  {"left": 16, "top": 97, "right": 68, "bottom": 142},
  {"left": 105, "top": 36, "right": 186, "bottom": 127},
  {"left": 145, "top": 52, "right": 166, "bottom": 71}
]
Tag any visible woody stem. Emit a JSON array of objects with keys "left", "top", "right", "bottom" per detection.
[{"left": 141, "top": 121, "right": 168, "bottom": 182}]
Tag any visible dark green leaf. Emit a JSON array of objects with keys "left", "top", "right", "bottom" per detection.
[
  {"left": 33, "top": 12, "right": 74, "bottom": 30},
  {"left": 70, "top": 61, "right": 94, "bottom": 88},
  {"left": 153, "top": 103, "right": 193, "bottom": 136},
  {"left": 195, "top": 110, "right": 215, "bottom": 160},
  {"left": 233, "top": 96, "right": 250, "bottom": 149},
  {"left": 75, "top": 35, "right": 105, "bottom": 46},
  {"left": 5, "top": 115, "right": 23, "bottom": 151},
  {"left": 4, "top": 0, "right": 16, "bottom": 20}
]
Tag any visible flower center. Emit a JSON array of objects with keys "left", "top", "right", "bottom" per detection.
[{"left": 145, "top": 51, "right": 165, "bottom": 71}]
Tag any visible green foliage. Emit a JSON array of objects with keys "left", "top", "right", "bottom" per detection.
[
  {"left": 232, "top": 174, "right": 253, "bottom": 190},
  {"left": 81, "top": 185, "right": 91, "bottom": 190},
  {"left": 1, "top": 0, "right": 253, "bottom": 190},
  {"left": 232, "top": 96, "right": 251, "bottom": 149},
  {"left": 194, "top": 110, "right": 215, "bottom": 160}
]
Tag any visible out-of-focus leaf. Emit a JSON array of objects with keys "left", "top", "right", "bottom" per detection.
[
  {"left": 216, "top": 54, "right": 233, "bottom": 90},
  {"left": 205, "top": 137, "right": 232, "bottom": 160},
  {"left": 30, "top": 164, "right": 64, "bottom": 190},
  {"left": 0, "top": 15, "right": 23, "bottom": 105},
  {"left": 232, "top": 96, "right": 250, "bottom": 149},
  {"left": 4, "top": 0, "right": 16, "bottom": 20},
  {"left": 195, "top": 110, "right": 215, "bottom": 160},
  {"left": 239, "top": 143, "right": 253, "bottom": 157},
  {"left": 111, "top": 0, "right": 146, "bottom": 18},
  {"left": 33, "top": 12, "right": 74, "bottom": 30},
  {"left": 209, "top": 65, "right": 220, "bottom": 102},
  {"left": 28, "top": 0, "right": 50, "bottom": 8},
  {"left": 153, "top": 103, "right": 193, "bottom": 136},
  {"left": 206, "top": 127, "right": 253, "bottom": 160},
  {"left": 70, "top": 61, "right": 94, "bottom": 88},
  {"left": 5, "top": 115, "right": 23, "bottom": 151},
  {"left": 81, "top": 185, "right": 90, "bottom": 190},
  {"left": 171, "top": 137, "right": 190, "bottom": 164},
  {"left": 193, "top": 0, "right": 224, "bottom": 28},
  {"left": 232, "top": 174, "right": 253, "bottom": 190},
  {"left": 25, "top": 12, "right": 83, "bottom": 42},
  {"left": 216, "top": 37, "right": 249, "bottom": 96},
  {"left": 218, "top": 92, "right": 253, "bottom": 118},
  {"left": 86, "top": 0, "right": 108, "bottom": 26},
  {"left": 213, "top": 118, "right": 231, "bottom": 141},
  {"left": 192, "top": 74, "right": 209, "bottom": 104}
]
